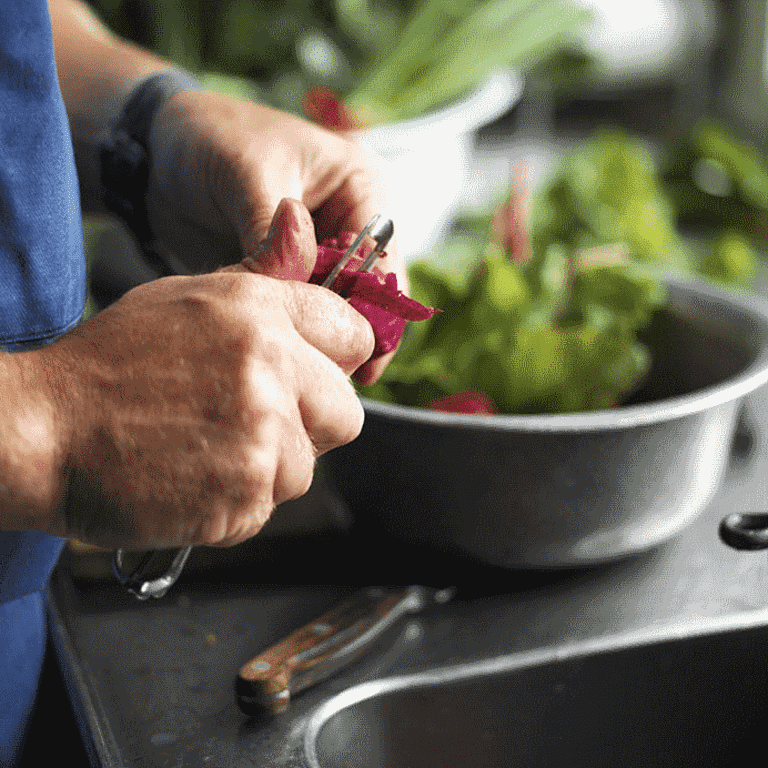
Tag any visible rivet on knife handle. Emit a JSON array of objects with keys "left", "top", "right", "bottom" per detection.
[{"left": 235, "top": 585, "right": 451, "bottom": 716}]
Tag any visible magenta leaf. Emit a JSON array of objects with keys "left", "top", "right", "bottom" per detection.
[
  {"left": 311, "top": 237, "right": 439, "bottom": 358},
  {"left": 429, "top": 390, "right": 498, "bottom": 415}
]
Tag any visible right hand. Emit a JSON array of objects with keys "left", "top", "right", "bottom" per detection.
[{"left": 34, "top": 201, "right": 374, "bottom": 549}]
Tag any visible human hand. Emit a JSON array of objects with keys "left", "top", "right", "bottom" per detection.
[
  {"left": 36, "top": 230, "right": 373, "bottom": 549},
  {"left": 145, "top": 90, "right": 406, "bottom": 384}
]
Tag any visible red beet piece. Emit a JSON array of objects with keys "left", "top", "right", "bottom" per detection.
[
  {"left": 303, "top": 87, "right": 367, "bottom": 131},
  {"left": 310, "top": 236, "right": 439, "bottom": 358},
  {"left": 429, "top": 391, "right": 498, "bottom": 415}
]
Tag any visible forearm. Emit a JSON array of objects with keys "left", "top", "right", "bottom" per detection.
[
  {"left": 48, "top": 0, "right": 169, "bottom": 210},
  {"left": 0, "top": 350, "right": 68, "bottom": 534}
]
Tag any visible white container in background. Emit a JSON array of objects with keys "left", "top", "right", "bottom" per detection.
[{"left": 361, "top": 69, "right": 524, "bottom": 261}]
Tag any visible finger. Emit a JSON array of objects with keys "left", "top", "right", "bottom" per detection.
[
  {"left": 205, "top": 378, "right": 315, "bottom": 548},
  {"left": 221, "top": 110, "right": 354, "bottom": 247},
  {"left": 304, "top": 139, "right": 390, "bottom": 240},
  {"left": 202, "top": 268, "right": 375, "bottom": 376},
  {"left": 239, "top": 198, "right": 319, "bottom": 282},
  {"left": 293, "top": 339, "right": 366, "bottom": 455},
  {"left": 211, "top": 351, "right": 362, "bottom": 547},
  {"left": 354, "top": 349, "right": 396, "bottom": 386},
  {"left": 202, "top": 412, "right": 287, "bottom": 548},
  {"left": 283, "top": 281, "right": 375, "bottom": 377}
]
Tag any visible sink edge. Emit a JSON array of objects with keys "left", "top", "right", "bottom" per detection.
[{"left": 302, "top": 605, "right": 768, "bottom": 768}]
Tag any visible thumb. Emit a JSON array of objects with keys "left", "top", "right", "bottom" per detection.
[{"left": 234, "top": 198, "right": 318, "bottom": 282}]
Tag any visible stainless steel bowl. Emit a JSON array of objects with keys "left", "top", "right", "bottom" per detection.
[{"left": 323, "top": 278, "right": 768, "bottom": 568}]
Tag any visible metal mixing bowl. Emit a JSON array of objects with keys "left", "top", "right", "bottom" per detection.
[{"left": 323, "top": 277, "right": 768, "bottom": 568}]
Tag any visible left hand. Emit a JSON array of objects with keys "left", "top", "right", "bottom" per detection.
[{"left": 146, "top": 90, "right": 406, "bottom": 384}]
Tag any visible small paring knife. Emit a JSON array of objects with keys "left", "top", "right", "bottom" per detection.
[{"left": 235, "top": 585, "right": 453, "bottom": 717}]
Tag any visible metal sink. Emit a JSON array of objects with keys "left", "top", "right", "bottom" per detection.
[{"left": 305, "top": 614, "right": 768, "bottom": 768}]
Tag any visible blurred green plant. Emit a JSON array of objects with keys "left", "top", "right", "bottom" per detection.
[
  {"left": 88, "top": 0, "right": 372, "bottom": 111},
  {"left": 664, "top": 121, "right": 768, "bottom": 244},
  {"left": 86, "top": 0, "right": 590, "bottom": 119},
  {"left": 525, "top": 128, "right": 761, "bottom": 290},
  {"left": 359, "top": 127, "right": 764, "bottom": 415},
  {"left": 361, "top": 235, "right": 667, "bottom": 415}
]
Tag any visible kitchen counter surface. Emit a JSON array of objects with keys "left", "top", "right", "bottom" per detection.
[
  {"left": 48, "top": 377, "right": 768, "bottom": 767},
  {"left": 48, "top": 105, "right": 768, "bottom": 765}
]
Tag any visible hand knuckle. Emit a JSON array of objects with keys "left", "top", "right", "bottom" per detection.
[
  {"left": 334, "top": 394, "right": 366, "bottom": 447},
  {"left": 288, "top": 457, "right": 315, "bottom": 501},
  {"left": 336, "top": 317, "right": 375, "bottom": 373},
  {"left": 310, "top": 385, "right": 365, "bottom": 456},
  {"left": 194, "top": 447, "right": 277, "bottom": 546},
  {"left": 348, "top": 314, "right": 376, "bottom": 364},
  {"left": 179, "top": 288, "right": 219, "bottom": 321},
  {"left": 244, "top": 445, "right": 279, "bottom": 494}
]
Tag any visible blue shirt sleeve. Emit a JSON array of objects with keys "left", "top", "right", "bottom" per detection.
[{"left": 0, "top": 0, "right": 88, "bottom": 762}]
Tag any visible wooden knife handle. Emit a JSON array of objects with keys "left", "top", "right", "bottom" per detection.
[{"left": 236, "top": 586, "right": 428, "bottom": 716}]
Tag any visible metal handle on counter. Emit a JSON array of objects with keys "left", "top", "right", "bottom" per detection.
[
  {"left": 113, "top": 546, "right": 193, "bottom": 600},
  {"left": 719, "top": 513, "right": 768, "bottom": 551},
  {"left": 235, "top": 585, "right": 454, "bottom": 717}
]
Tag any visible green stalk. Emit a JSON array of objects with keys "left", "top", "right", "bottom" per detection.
[
  {"left": 347, "top": 0, "right": 481, "bottom": 115},
  {"left": 387, "top": 0, "right": 591, "bottom": 119},
  {"left": 394, "top": 0, "right": 540, "bottom": 101},
  {"left": 419, "top": 0, "right": 541, "bottom": 72},
  {"left": 333, "top": 0, "right": 370, "bottom": 33}
]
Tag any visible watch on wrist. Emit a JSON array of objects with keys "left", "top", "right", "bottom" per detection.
[{"left": 100, "top": 69, "right": 201, "bottom": 276}]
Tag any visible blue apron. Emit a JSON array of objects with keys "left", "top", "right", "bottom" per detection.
[{"left": 0, "top": 0, "right": 86, "bottom": 763}]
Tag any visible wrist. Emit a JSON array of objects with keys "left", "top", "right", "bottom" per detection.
[
  {"left": 0, "top": 349, "right": 71, "bottom": 534},
  {"left": 99, "top": 69, "right": 202, "bottom": 274}
]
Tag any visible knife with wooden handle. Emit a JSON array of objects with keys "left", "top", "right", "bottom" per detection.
[{"left": 235, "top": 585, "right": 453, "bottom": 716}]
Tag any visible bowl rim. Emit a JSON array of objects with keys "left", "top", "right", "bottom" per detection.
[{"left": 360, "top": 276, "right": 768, "bottom": 433}]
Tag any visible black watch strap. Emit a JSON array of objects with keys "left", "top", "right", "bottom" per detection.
[{"left": 100, "top": 70, "right": 200, "bottom": 276}]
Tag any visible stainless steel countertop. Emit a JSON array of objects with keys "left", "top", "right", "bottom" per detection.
[
  {"left": 50, "top": 116, "right": 768, "bottom": 766},
  {"left": 48, "top": 379, "right": 768, "bottom": 767}
]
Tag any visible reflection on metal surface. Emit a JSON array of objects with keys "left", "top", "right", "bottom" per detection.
[
  {"left": 305, "top": 609, "right": 768, "bottom": 768},
  {"left": 113, "top": 545, "right": 193, "bottom": 600}
]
